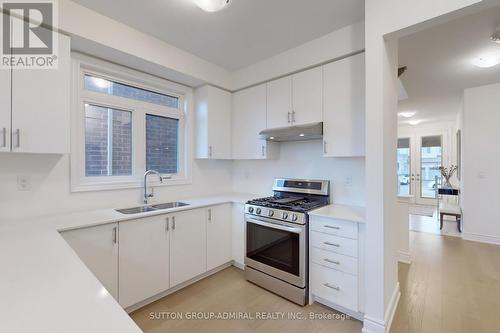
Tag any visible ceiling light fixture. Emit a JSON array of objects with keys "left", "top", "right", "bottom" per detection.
[
  {"left": 398, "top": 111, "right": 416, "bottom": 118},
  {"left": 408, "top": 120, "right": 422, "bottom": 126},
  {"left": 193, "top": 0, "right": 230, "bottom": 12},
  {"left": 471, "top": 54, "right": 500, "bottom": 68},
  {"left": 299, "top": 134, "right": 305, "bottom": 137}
]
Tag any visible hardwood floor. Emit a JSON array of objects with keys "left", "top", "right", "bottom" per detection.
[
  {"left": 390, "top": 232, "right": 500, "bottom": 333},
  {"left": 130, "top": 267, "right": 362, "bottom": 333},
  {"left": 131, "top": 231, "right": 500, "bottom": 333}
]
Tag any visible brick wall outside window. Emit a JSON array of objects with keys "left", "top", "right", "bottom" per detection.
[
  {"left": 146, "top": 114, "right": 178, "bottom": 174},
  {"left": 85, "top": 104, "right": 132, "bottom": 176}
]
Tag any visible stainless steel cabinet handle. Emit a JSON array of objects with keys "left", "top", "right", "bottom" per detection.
[
  {"left": 112, "top": 227, "right": 117, "bottom": 244},
  {"left": 323, "top": 141, "right": 327, "bottom": 154},
  {"left": 172, "top": 216, "right": 176, "bottom": 230},
  {"left": 208, "top": 208, "right": 212, "bottom": 221},
  {"left": 292, "top": 111, "right": 296, "bottom": 123},
  {"left": 287, "top": 112, "right": 291, "bottom": 123},
  {"left": 324, "top": 241, "right": 340, "bottom": 247},
  {"left": 324, "top": 283, "right": 340, "bottom": 291},
  {"left": 324, "top": 225, "right": 341, "bottom": 230},
  {"left": 14, "top": 129, "right": 20, "bottom": 148},
  {"left": 261, "top": 145, "right": 265, "bottom": 157},
  {"left": 209, "top": 146, "right": 212, "bottom": 157},
  {"left": 165, "top": 217, "right": 170, "bottom": 231},
  {"left": 1, "top": 128, "right": 6, "bottom": 148},
  {"left": 324, "top": 258, "right": 340, "bottom": 265}
]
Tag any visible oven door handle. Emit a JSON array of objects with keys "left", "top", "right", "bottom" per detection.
[{"left": 246, "top": 217, "right": 303, "bottom": 234}]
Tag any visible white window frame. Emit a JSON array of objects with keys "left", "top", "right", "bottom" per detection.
[{"left": 71, "top": 53, "right": 192, "bottom": 192}]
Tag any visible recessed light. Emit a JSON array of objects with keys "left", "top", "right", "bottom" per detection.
[
  {"left": 398, "top": 111, "right": 416, "bottom": 118},
  {"left": 269, "top": 137, "right": 275, "bottom": 140},
  {"left": 299, "top": 134, "right": 305, "bottom": 137},
  {"left": 408, "top": 120, "right": 422, "bottom": 126},
  {"left": 193, "top": 0, "right": 230, "bottom": 12},
  {"left": 471, "top": 54, "right": 500, "bottom": 68}
]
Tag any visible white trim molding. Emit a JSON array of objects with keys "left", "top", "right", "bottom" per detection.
[
  {"left": 398, "top": 251, "right": 412, "bottom": 265},
  {"left": 463, "top": 232, "right": 500, "bottom": 246},
  {"left": 362, "top": 283, "right": 400, "bottom": 333}
]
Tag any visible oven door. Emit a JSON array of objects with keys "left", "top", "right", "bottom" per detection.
[{"left": 245, "top": 215, "right": 306, "bottom": 288}]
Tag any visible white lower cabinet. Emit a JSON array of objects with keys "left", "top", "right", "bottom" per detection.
[
  {"left": 61, "top": 223, "right": 119, "bottom": 300},
  {"left": 169, "top": 208, "right": 207, "bottom": 287},
  {"left": 206, "top": 204, "right": 232, "bottom": 271},
  {"left": 309, "top": 215, "right": 365, "bottom": 318},
  {"left": 62, "top": 204, "right": 236, "bottom": 310},
  {"left": 118, "top": 215, "right": 170, "bottom": 308}
]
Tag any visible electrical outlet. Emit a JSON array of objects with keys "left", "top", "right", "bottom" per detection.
[{"left": 17, "top": 176, "right": 31, "bottom": 191}]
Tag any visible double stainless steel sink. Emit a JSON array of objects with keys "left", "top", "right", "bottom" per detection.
[{"left": 116, "top": 202, "right": 189, "bottom": 215}]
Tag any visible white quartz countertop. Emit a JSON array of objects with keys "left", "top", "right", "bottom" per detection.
[
  {"left": 0, "top": 192, "right": 256, "bottom": 333},
  {"left": 309, "top": 204, "right": 366, "bottom": 223}
]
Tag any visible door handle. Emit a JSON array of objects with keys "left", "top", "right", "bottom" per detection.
[
  {"left": 165, "top": 217, "right": 170, "bottom": 232},
  {"left": 13, "top": 129, "right": 20, "bottom": 148},
  {"left": 209, "top": 146, "right": 212, "bottom": 157},
  {"left": 112, "top": 227, "right": 117, "bottom": 244},
  {"left": 208, "top": 208, "right": 212, "bottom": 221},
  {"left": 292, "top": 111, "right": 296, "bottom": 123},
  {"left": 287, "top": 112, "right": 291, "bottom": 123},
  {"left": 172, "top": 216, "right": 176, "bottom": 230},
  {"left": 323, "top": 141, "right": 327, "bottom": 154},
  {"left": 261, "top": 145, "right": 265, "bottom": 157}
]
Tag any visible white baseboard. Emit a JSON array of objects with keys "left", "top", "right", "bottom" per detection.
[
  {"left": 362, "top": 282, "right": 400, "bottom": 333},
  {"left": 398, "top": 251, "right": 412, "bottom": 265},
  {"left": 463, "top": 232, "right": 500, "bottom": 245},
  {"left": 232, "top": 260, "right": 245, "bottom": 270}
]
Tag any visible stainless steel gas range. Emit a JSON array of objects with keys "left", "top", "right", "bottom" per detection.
[{"left": 244, "top": 178, "right": 330, "bottom": 305}]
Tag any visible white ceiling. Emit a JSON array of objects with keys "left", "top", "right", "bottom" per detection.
[
  {"left": 398, "top": 5, "right": 500, "bottom": 125},
  {"left": 72, "top": 0, "right": 364, "bottom": 71}
]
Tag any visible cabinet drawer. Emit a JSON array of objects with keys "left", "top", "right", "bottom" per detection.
[
  {"left": 311, "top": 247, "right": 358, "bottom": 276},
  {"left": 311, "top": 263, "right": 358, "bottom": 312},
  {"left": 310, "top": 216, "right": 358, "bottom": 239},
  {"left": 310, "top": 231, "right": 358, "bottom": 258}
]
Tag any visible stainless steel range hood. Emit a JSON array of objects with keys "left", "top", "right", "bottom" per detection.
[{"left": 259, "top": 122, "right": 323, "bottom": 142}]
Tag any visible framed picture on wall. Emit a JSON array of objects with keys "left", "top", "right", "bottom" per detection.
[{"left": 456, "top": 129, "right": 462, "bottom": 180}]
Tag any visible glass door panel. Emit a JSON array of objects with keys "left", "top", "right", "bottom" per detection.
[
  {"left": 420, "top": 135, "right": 442, "bottom": 199},
  {"left": 397, "top": 138, "right": 411, "bottom": 196}
]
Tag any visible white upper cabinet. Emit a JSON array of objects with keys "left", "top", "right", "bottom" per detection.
[
  {"left": 10, "top": 31, "right": 70, "bottom": 154},
  {"left": 232, "top": 84, "right": 278, "bottom": 159},
  {"left": 206, "top": 204, "right": 232, "bottom": 271},
  {"left": 322, "top": 53, "right": 365, "bottom": 157},
  {"left": 118, "top": 214, "right": 170, "bottom": 309},
  {"left": 169, "top": 208, "right": 207, "bottom": 287},
  {"left": 195, "top": 85, "right": 232, "bottom": 159},
  {"left": 61, "top": 223, "right": 119, "bottom": 301},
  {"left": 292, "top": 67, "right": 323, "bottom": 126},
  {"left": 266, "top": 68, "right": 323, "bottom": 129},
  {"left": 266, "top": 76, "right": 292, "bottom": 128}
]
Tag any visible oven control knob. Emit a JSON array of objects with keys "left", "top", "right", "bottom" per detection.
[
  {"left": 292, "top": 214, "right": 298, "bottom": 222},
  {"left": 256, "top": 208, "right": 262, "bottom": 215},
  {"left": 282, "top": 212, "right": 288, "bottom": 219},
  {"left": 248, "top": 206, "right": 254, "bottom": 213},
  {"left": 268, "top": 210, "right": 274, "bottom": 217}
]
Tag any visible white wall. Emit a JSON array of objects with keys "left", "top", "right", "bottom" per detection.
[
  {"left": 462, "top": 82, "right": 500, "bottom": 245},
  {"left": 0, "top": 155, "right": 233, "bottom": 221},
  {"left": 364, "top": 0, "right": 484, "bottom": 332},
  {"left": 232, "top": 141, "right": 365, "bottom": 206},
  {"left": 232, "top": 21, "right": 365, "bottom": 90}
]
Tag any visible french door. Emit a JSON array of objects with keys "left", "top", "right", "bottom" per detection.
[{"left": 397, "top": 133, "right": 444, "bottom": 205}]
